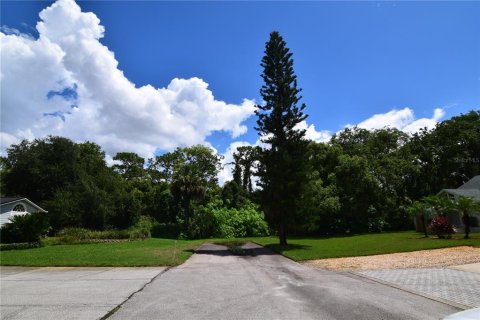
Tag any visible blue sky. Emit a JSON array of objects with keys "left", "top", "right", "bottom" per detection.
[{"left": 1, "top": 1, "right": 479, "bottom": 178}]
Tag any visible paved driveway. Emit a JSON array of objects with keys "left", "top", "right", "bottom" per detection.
[
  {"left": 357, "top": 267, "right": 480, "bottom": 308},
  {"left": 110, "top": 242, "right": 458, "bottom": 320},
  {"left": 0, "top": 266, "right": 165, "bottom": 320}
]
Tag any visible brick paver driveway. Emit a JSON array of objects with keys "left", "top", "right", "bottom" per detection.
[{"left": 357, "top": 268, "right": 480, "bottom": 309}]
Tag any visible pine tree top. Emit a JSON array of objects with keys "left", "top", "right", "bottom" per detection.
[{"left": 255, "top": 31, "right": 308, "bottom": 144}]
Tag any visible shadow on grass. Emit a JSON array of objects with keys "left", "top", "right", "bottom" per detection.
[
  {"left": 263, "top": 243, "right": 312, "bottom": 253},
  {"left": 184, "top": 243, "right": 283, "bottom": 257},
  {"left": 286, "top": 230, "right": 418, "bottom": 241}
]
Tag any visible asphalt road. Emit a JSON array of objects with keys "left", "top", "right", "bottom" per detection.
[
  {"left": 110, "top": 242, "right": 459, "bottom": 320},
  {"left": 0, "top": 266, "right": 165, "bottom": 320}
]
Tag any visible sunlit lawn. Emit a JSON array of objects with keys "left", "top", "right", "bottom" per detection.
[
  {"left": 0, "top": 238, "right": 203, "bottom": 267},
  {"left": 250, "top": 231, "right": 480, "bottom": 261},
  {"left": 1, "top": 231, "right": 479, "bottom": 266}
]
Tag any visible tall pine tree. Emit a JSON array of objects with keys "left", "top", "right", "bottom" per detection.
[{"left": 255, "top": 31, "right": 309, "bottom": 245}]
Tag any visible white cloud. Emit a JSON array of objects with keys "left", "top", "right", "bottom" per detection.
[
  {"left": 295, "top": 120, "right": 332, "bottom": 143},
  {"left": 0, "top": 0, "right": 255, "bottom": 159},
  {"left": 354, "top": 107, "right": 445, "bottom": 133},
  {"left": 0, "top": 26, "right": 33, "bottom": 39},
  {"left": 402, "top": 108, "right": 445, "bottom": 133}
]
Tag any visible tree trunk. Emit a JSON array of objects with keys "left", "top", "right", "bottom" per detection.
[
  {"left": 463, "top": 213, "right": 470, "bottom": 239},
  {"left": 421, "top": 213, "right": 428, "bottom": 238},
  {"left": 279, "top": 224, "right": 287, "bottom": 246},
  {"left": 183, "top": 197, "right": 191, "bottom": 233}
]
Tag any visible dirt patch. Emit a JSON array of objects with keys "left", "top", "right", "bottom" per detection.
[{"left": 302, "top": 246, "right": 480, "bottom": 271}]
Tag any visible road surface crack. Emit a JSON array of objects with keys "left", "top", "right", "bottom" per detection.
[{"left": 99, "top": 267, "right": 171, "bottom": 319}]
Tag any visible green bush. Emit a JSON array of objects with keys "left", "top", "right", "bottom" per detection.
[
  {"left": 0, "top": 212, "right": 50, "bottom": 243},
  {"left": 56, "top": 227, "right": 131, "bottom": 244},
  {"left": 129, "top": 216, "right": 153, "bottom": 239},
  {"left": 0, "top": 242, "right": 41, "bottom": 251},
  {"left": 196, "top": 201, "right": 269, "bottom": 239}
]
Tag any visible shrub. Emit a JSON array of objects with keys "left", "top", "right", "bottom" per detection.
[
  {"left": 367, "top": 217, "right": 390, "bottom": 232},
  {"left": 0, "top": 242, "right": 41, "bottom": 251},
  {"left": 0, "top": 212, "right": 50, "bottom": 243},
  {"left": 56, "top": 227, "right": 130, "bottom": 244},
  {"left": 428, "top": 216, "right": 455, "bottom": 239},
  {"left": 210, "top": 203, "right": 270, "bottom": 239},
  {"left": 129, "top": 216, "right": 153, "bottom": 239}
]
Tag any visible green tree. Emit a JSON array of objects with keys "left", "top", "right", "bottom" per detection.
[
  {"left": 255, "top": 31, "right": 309, "bottom": 245},
  {"left": 407, "top": 200, "right": 431, "bottom": 237},
  {"left": 451, "top": 196, "right": 480, "bottom": 239},
  {"left": 298, "top": 171, "right": 341, "bottom": 234},
  {"left": 332, "top": 154, "right": 381, "bottom": 233},
  {"left": 152, "top": 145, "right": 222, "bottom": 235},
  {"left": 1, "top": 136, "right": 139, "bottom": 231},
  {"left": 171, "top": 174, "right": 206, "bottom": 233},
  {"left": 422, "top": 195, "right": 453, "bottom": 217},
  {"left": 1, "top": 136, "right": 80, "bottom": 203},
  {"left": 113, "top": 152, "right": 146, "bottom": 181},
  {"left": 232, "top": 146, "right": 259, "bottom": 193},
  {"left": 150, "top": 145, "right": 221, "bottom": 187},
  {"left": 405, "top": 111, "right": 480, "bottom": 199},
  {"left": 221, "top": 180, "right": 249, "bottom": 209}
]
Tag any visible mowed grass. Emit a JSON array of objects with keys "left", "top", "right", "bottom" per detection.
[
  {"left": 251, "top": 231, "right": 480, "bottom": 261},
  {"left": 0, "top": 238, "right": 203, "bottom": 267},
  {"left": 2, "top": 231, "right": 479, "bottom": 266}
]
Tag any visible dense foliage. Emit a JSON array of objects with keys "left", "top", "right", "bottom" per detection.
[
  {"left": 0, "top": 212, "right": 50, "bottom": 243},
  {"left": 0, "top": 138, "right": 268, "bottom": 240},
  {"left": 1, "top": 113, "right": 478, "bottom": 241},
  {"left": 290, "top": 111, "right": 480, "bottom": 236}
]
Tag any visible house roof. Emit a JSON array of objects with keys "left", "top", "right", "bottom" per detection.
[
  {"left": 438, "top": 176, "right": 480, "bottom": 201},
  {"left": 0, "top": 197, "right": 24, "bottom": 205},
  {"left": 439, "top": 189, "right": 480, "bottom": 201},
  {"left": 458, "top": 175, "right": 480, "bottom": 190},
  {"left": 0, "top": 197, "right": 48, "bottom": 212}
]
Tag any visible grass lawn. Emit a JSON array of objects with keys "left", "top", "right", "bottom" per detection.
[
  {"left": 0, "top": 238, "right": 203, "bottom": 267},
  {"left": 2, "top": 231, "right": 479, "bottom": 266},
  {"left": 250, "top": 231, "right": 480, "bottom": 261}
]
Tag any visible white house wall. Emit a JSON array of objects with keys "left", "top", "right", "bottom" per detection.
[{"left": 0, "top": 201, "right": 37, "bottom": 227}]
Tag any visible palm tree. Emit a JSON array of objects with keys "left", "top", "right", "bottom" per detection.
[
  {"left": 422, "top": 195, "right": 454, "bottom": 217},
  {"left": 451, "top": 196, "right": 480, "bottom": 239},
  {"left": 407, "top": 201, "right": 431, "bottom": 237},
  {"left": 171, "top": 174, "right": 206, "bottom": 232}
]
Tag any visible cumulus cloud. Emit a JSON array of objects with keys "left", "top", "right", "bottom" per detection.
[
  {"left": 402, "top": 108, "right": 445, "bottom": 133},
  {"left": 295, "top": 120, "right": 332, "bottom": 143},
  {"left": 0, "top": 0, "right": 255, "bottom": 159},
  {"left": 0, "top": 25, "right": 33, "bottom": 39},
  {"left": 354, "top": 107, "right": 445, "bottom": 133}
]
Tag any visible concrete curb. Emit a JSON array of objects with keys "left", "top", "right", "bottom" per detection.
[{"left": 349, "top": 271, "right": 470, "bottom": 311}]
